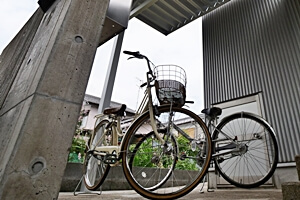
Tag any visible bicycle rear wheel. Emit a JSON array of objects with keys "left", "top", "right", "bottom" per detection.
[
  {"left": 83, "top": 119, "right": 111, "bottom": 190},
  {"left": 121, "top": 105, "right": 211, "bottom": 199},
  {"left": 212, "top": 112, "right": 278, "bottom": 188}
]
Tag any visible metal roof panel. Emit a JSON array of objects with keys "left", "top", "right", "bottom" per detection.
[{"left": 131, "top": 0, "right": 231, "bottom": 35}]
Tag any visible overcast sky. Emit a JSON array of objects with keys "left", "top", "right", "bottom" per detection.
[{"left": 0, "top": 1, "right": 204, "bottom": 114}]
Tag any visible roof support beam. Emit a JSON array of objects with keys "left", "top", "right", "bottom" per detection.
[
  {"left": 160, "top": 0, "right": 189, "bottom": 20},
  {"left": 174, "top": 0, "right": 197, "bottom": 16},
  {"left": 98, "top": 31, "right": 125, "bottom": 113},
  {"left": 187, "top": 0, "right": 205, "bottom": 12},
  {"left": 130, "top": 0, "right": 158, "bottom": 18}
]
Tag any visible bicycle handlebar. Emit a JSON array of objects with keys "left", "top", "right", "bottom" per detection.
[
  {"left": 123, "top": 50, "right": 154, "bottom": 77},
  {"left": 124, "top": 50, "right": 193, "bottom": 104}
]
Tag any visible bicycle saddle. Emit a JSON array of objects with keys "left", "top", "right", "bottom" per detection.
[
  {"left": 201, "top": 107, "right": 222, "bottom": 118},
  {"left": 103, "top": 104, "right": 127, "bottom": 116}
]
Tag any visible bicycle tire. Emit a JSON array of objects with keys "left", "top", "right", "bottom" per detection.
[
  {"left": 128, "top": 131, "right": 177, "bottom": 191},
  {"left": 83, "top": 119, "right": 111, "bottom": 190},
  {"left": 121, "top": 105, "right": 212, "bottom": 199},
  {"left": 212, "top": 112, "right": 278, "bottom": 188}
]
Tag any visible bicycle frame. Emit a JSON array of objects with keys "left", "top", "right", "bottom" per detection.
[
  {"left": 90, "top": 61, "right": 166, "bottom": 163},
  {"left": 89, "top": 114, "right": 123, "bottom": 157},
  {"left": 207, "top": 114, "right": 268, "bottom": 159},
  {"left": 208, "top": 120, "right": 239, "bottom": 159}
]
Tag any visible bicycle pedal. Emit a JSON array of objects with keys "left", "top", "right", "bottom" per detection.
[{"left": 104, "top": 154, "right": 117, "bottom": 164}]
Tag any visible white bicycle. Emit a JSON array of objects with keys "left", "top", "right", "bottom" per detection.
[{"left": 83, "top": 51, "right": 212, "bottom": 199}]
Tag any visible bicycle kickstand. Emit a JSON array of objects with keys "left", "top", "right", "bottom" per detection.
[{"left": 73, "top": 175, "right": 102, "bottom": 196}]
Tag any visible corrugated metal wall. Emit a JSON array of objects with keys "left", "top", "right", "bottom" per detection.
[{"left": 203, "top": 0, "right": 300, "bottom": 163}]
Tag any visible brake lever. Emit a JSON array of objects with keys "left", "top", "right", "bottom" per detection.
[{"left": 127, "top": 56, "right": 135, "bottom": 60}]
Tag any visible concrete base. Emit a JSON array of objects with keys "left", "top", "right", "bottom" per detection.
[
  {"left": 61, "top": 163, "right": 200, "bottom": 192},
  {"left": 60, "top": 164, "right": 132, "bottom": 192},
  {"left": 102, "top": 166, "right": 132, "bottom": 190},
  {"left": 60, "top": 163, "right": 84, "bottom": 192},
  {"left": 282, "top": 182, "right": 300, "bottom": 200},
  {"left": 59, "top": 187, "right": 284, "bottom": 200},
  {"left": 208, "top": 163, "right": 298, "bottom": 189},
  {"left": 281, "top": 155, "right": 300, "bottom": 199},
  {"left": 273, "top": 164, "right": 298, "bottom": 189}
]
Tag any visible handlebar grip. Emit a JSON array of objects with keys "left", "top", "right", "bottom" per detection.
[
  {"left": 185, "top": 101, "right": 194, "bottom": 104},
  {"left": 123, "top": 50, "right": 143, "bottom": 59},
  {"left": 140, "top": 82, "right": 147, "bottom": 88},
  {"left": 123, "top": 50, "right": 137, "bottom": 55}
]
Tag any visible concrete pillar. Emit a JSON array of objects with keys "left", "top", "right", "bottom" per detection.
[
  {"left": 0, "top": 9, "right": 44, "bottom": 109},
  {"left": 0, "top": 0, "right": 109, "bottom": 199},
  {"left": 282, "top": 182, "right": 300, "bottom": 200}
]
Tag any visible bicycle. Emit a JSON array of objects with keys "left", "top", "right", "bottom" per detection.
[
  {"left": 83, "top": 51, "right": 212, "bottom": 199},
  {"left": 83, "top": 51, "right": 279, "bottom": 199},
  {"left": 202, "top": 107, "right": 278, "bottom": 188}
]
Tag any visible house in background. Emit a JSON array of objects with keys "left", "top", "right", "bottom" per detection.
[{"left": 79, "top": 94, "right": 136, "bottom": 134}]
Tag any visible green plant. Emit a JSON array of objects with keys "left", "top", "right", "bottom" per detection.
[
  {"left": 175, "top": 135, "right": 198, "bottom": 170},
  {"left": 68, "top": 135, "right": 86, "bottom": 163},
  {"left": 131, "top": 134, "right": 198, "bottom": 170},
  {"left": 68, "top": 109, "right": 90, "bottom": 163}
]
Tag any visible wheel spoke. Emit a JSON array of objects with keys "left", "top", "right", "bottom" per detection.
[{"left": 83, "top": 120, "right": 111, "bottom": 190}]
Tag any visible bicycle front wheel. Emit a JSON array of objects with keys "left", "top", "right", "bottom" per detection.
[
  {"left": 128, "top": 131, "right": 177, "bottom": 191},
  {"left": 121, "top": 105, "right": 211, "bottom": 200},
  {"left": 83, "top": 119, "right": 111, "bottom": 190},
  {"left": 212, "top": 112, "right": 278, "bottom": 188}
]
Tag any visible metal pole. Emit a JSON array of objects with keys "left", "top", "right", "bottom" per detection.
[
  {"left": 98, "top": 31, "right": 125, "bottom": 113},
  {"left": 78, "top": 31, "right": 125, "bottom": 193}
]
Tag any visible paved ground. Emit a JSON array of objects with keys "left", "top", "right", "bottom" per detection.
[{"left": 58, "top": 185, "right": 283, "bottom": 200}]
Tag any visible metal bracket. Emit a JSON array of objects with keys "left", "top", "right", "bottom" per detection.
[{"left": 38, "top": 0, "right": 56, "bottom": 12}]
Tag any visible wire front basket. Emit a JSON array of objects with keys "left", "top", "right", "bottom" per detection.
[{"left": 154, "top": 65, "right": 186, "bottom": 107}]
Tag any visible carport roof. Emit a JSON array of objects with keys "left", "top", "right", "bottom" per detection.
[{"left": 130, "top": 0, "right": 230, "bottom": 35}]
